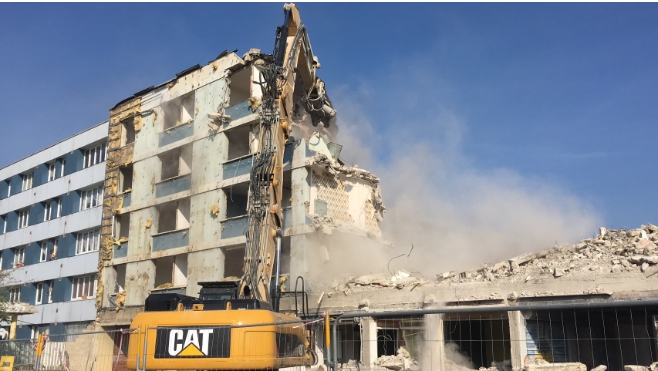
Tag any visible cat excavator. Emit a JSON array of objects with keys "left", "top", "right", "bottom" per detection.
[{"left": 127, "top": 3, "right": 334, "bottom": 370}]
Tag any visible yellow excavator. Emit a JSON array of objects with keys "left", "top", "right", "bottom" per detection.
[{"left": 127, "top": 3, "right": 333, "bottom": 370}]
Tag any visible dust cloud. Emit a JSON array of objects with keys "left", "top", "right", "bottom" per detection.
[{"left": 323, "top": 64, "right": 601, "bottom": 278}]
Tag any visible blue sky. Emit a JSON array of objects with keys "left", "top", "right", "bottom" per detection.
[{"left": 1, "top": 3, "right": 657, "bottom": 235}]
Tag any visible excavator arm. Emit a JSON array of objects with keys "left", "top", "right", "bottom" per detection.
[{"left": 240, "top": 3, "right": 334, "bottom": 305}]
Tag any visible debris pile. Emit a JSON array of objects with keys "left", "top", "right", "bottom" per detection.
[
  {"left": 374, "top": 347, "right": 419, "bottom": 371},
  {"left": 439, "top": 224, "right": 658, "bottom": 284}
]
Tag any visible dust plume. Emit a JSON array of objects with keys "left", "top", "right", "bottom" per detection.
[{"left": 326, "top": 61, "right": 601, "bottom": 277}]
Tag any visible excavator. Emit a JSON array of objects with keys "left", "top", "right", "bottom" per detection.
[{"left": 127, "top": 3, "right": 334, "bottom": 370}]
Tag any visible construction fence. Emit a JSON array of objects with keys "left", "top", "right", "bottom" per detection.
[{"left": 1, "top": 300, "right": 658, "bottom": 371}]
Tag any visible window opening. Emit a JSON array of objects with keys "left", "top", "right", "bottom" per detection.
[
  {"left": 44, "top": 201, "right": 52, "bottom": 221},
  {"left": 157, "top": 199, "right": 190, "bottom": 233},
  {"left": 71, "top": 274, "right": 97, "bottom": 300},
  {"left": 159, "top": 145, "right": 192, "bottom": 181},
  {"left": 48, "top": 163, "right": 56, "bottom": 182},
  {"left": 76, "top": 229, "right": 100, "bottom": 255},
  {"left": 40, "top": 242, "right": 48, "bottom": 262},
  {"left": 17, "top": 208, "right": 29, "bottom": 229},
  {"left": 80, "top": 186, "right": 104, "bottom": 210},
  {"left": 224, "top": 182, "right": 249, "bottom": 218},
  {"left": 229, "top": 67, "right": 252, "bottom": 106},
  {"left": 120, "top": 165, "right": 133, "bottom": 193},
  {"left": 83, "top": 143, "right": 107, "bottom": 169},
  {"left": 226, "top": 124, "right": 254, "bottom": 161},
  {"left": 22, "top": 172, "right": 33, "bottom": 191},
  {"left": 163, "top": 93, "right": 195, "bottom": 130},
  {"left": 35, "top": 283, "right": 43, "bottom": 305},
  {"left": 13, "top": 247, "right": 25, "bottom": 267},
  {"left": 8, "top": 287, "right": 20, "bottom": 302},
  {"left": 122, "top": 118, "right": 136, "bottom": 146}
]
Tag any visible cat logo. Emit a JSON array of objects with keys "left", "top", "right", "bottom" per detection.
[{"left": 155, "top": 326, "right": 231, "bottom": 358}]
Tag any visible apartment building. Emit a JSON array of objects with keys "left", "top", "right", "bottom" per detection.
[
  {"left": 0, "top": 122, "right": 108, "bottom": 339},
  {"left": 96, "top": 49, "right": 385, "bottom": 326}
]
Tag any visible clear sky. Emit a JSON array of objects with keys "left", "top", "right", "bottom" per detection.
[{"left": 1, "top": 3, "right": 657, "bottom": 235}]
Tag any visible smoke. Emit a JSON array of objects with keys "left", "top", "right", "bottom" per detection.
[{"left": 328, "top": 60, "right": 602, "bottom": 277}]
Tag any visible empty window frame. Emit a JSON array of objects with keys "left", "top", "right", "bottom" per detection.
[
  {"left": 159, "top": 145, "right": 192, "bottom": 181},
  {"left": 229, "top": 67, "right": 252, "bottom": 106},
  {"left": 154, "top": 255, "right": 188, "bottom": 288},
  {"left": 157, "top": 198, "right": 190, "bottom": 233},
  {"left": 120, "top": 165, "right": 133, "bottom": 193},
  {"left": 83, "top": 143, "right": 107, "bottom": 169},
  {"left": 13, "top": 246, "right": 25, "bottom": 266},
  {"left": 17, "top": 208, "right": 29, "bottom": 229},
  {"left": 224, "top": 183, "right": 249, "bottom": 218},
  {"left": 50, "top": 238, "right": 58, "bottom": 260},
  {"left": 71, "top": 274, "right": 97, "bottom": 300},
  {"left": 76, "top": 229, "right": 100, "bottom": 255},
  {"left": 116, "top": 213, "right": 130, "bottom": 240},
  {"left": 60, "top": 159, "right": 66, "bottom": 177},
  {"left": 56, "top": 197, "right": 62, "bottom": 218},
  {"left": 122, "top": 118, "right": 136, "bottom": 146},
  {"left": 80, "top": 186, "right": 104, "bottom": 211},
  {"left": 114, "top": 264, "right": 127, "bottom": 293},
  {"left": 22, "top": 172, "right": 33, "bottom": 191},
  {"left": 163, "top": 93, "right": 195, "bottom": 130},
  {"left": 48, "top": 163, "right": 56, "bottom": 182},
  {"left": 226, "top": 124, "right": 254, "bottom": 161},
  {"left": 45, "top": 280, "right": 53, "bottom": 303},
  {"left": 40, "top": 242, "right": 48, "bottom": 262},
  {"left": 2, "top": 214, "right": 7, "bottom": 234},
  {"left": 8, "top": 287, "right": 20, "bottom": 302}
]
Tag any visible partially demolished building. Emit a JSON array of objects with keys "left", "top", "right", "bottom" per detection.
[{"left": 95, "top": 49, "right": 385, "bottom": 328}]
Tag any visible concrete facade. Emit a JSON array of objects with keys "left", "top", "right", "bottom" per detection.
[
  {"left": 96, "top": 50, "right": 385, "bottom": 326},
  {"left": 0, "top": 122, "right": 108, "bottom": 339}
]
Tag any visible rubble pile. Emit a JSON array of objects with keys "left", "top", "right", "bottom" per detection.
[
  {"left": 374, "top": 347, "right": 419, "bottom": 371},
  {"left": 328, "top": 224, "right": 658, "bottom": 297},
  {"left": 439, "top": 224, "right": 658, "bottom": 285}
]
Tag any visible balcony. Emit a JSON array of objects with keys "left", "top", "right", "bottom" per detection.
[
  {"left": 152, "top": 228, "right": 189, "bottom": 252},
  {"left": 221, "top": 216, "right": 249, "bottom": 239},
  {"left": 225, "top": 100, "right": 256, "bottom": 123},
  {"left": 223, "top": 155, "right": 253, "bottom": 180},
  {"left": 159, "top": 123, "right": 194, "bottom": 147},
  {"left": 155, "top": 174, "right": 192, "bottom": 198}
]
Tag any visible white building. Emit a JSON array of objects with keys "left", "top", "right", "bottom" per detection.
[{"left": 0, "top": 122, "right": 108, "bottom": 339}]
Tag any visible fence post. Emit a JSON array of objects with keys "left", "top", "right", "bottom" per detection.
[{"left": 508, "top": 310, "right": 528, "bottom": 371}]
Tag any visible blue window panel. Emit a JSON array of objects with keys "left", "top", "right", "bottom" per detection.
[
  {"left": 221, "top": 216, "right": 249, "bottom": 239},
  {"left": 155, "top": 174, "right": 191, "bottom": 198},
  {"left": 222, "top": 156, "right": 253, "bottom": 180},
  {"left": 50, "top": 323, "right": 66, "bottom": 336},
  {"left": 21, "top": 284, "right": 36, "bottom": 305},
  {"left": 1, "top": 249, "right": 14, "bottom": 270},
  {"left": 61, "top": 191, "right": 80, "bottom": 216},
  {"left": 114, "top": 241, "right": 128, "bottom": 259},
  {"left": 64, "top": 149, "right": 84, "bottom": 176},
  {"left": 152, "top": 230, "right": 189, "bottom": 252},
  {"left": 55, "top": 158, "right": 65, "bottom": 180},
  {"left": 52, "top": 277, "right": 72, "bottom": 303},
  {"left": 28, "top": 202, "right": 45, "bottom": 227},
  {"left": 283, "top": 143, "right": 293, "bottom": 170},
  {"left": 33, "top": 164, "right": 48, "bottom": 188},
  {"left": 0, "top": 179, "right": 9, "bottom": 200},
  {"left": 225, "top": 100, "right": 255, "bottom": 122},
  {"left": 122, "top": 192, "right": 131, "bottom": 207},
  {"left": 10, "top": 175, "right": 22, "bottom": 196},
  {"left": 58, "top": 233, "right": 77, "bottom": 259},
  {"left": 283, "top": 208, "right": 292, "bottom": 230},
  {"left": 158, "top": 124, "right": 194, "bottom": 147},
  {"left": 23, "top": 243, "right": 40, "bottom": 266},
  {"left": 6, "top": 211, "right": 18, "bottom": 232},
  {"left": 0, "top": 215, "right": 5, "bottom": 235},
  {"left": 15, "top": 326, "right": 31, "bottom": 340}
]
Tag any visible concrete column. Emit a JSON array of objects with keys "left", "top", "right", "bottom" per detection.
[
  {"left": 361, "top": 317, "right": 378, "bottom": 370},
  {"left": 9, "top": 314, "right": 17, "bottom": 340},
  {"left": 289, "top": 234, "right": 309, "bottom": 285},
  {"left": 422, "top": 314, "right": 445, "bottom": 371},
  {"left": 508, "top": 311, "right": 528, "bottom": 371}
]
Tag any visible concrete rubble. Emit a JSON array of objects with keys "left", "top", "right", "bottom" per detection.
[
  {"left": 329, "top": 224, "right": 658, "bottom": 297},
  {"left": 374, "top": 346, "right": 419, "bottom": 371}
]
